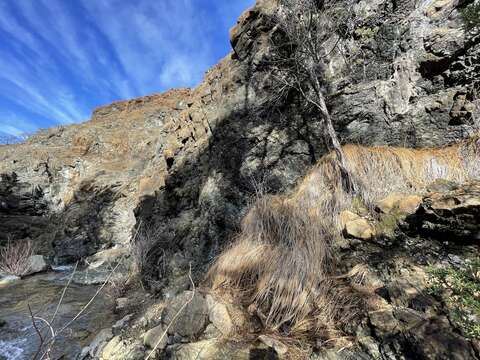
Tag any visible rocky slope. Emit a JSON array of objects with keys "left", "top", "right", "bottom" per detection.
[{"left": 0, "top": 0, "right": 479, "bottom": 359}]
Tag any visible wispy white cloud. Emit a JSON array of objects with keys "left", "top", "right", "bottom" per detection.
[
  {"left": 0, "top": 125, "right": 24, "bottom": 137},
  {"left": 0, "top": 110, "right": 37, "bottom": 137},
  {"left": 0, "top": 0, "right": 255, "bottom": 135}
]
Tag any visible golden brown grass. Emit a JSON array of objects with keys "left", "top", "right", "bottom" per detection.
[{"left": 207, "top": 135, "right": 480, "bottom": 342}]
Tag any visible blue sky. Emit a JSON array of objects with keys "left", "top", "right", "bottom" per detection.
[{"left": 0, "top": 0, "right": 255, "bottom": 137}]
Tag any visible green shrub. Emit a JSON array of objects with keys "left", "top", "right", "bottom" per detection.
[
  {"left": 427, "top": 258, "right": 480, "bottom": 338},
  {"left": 461, "top": 2, "right": 480, "bottom": 31}
]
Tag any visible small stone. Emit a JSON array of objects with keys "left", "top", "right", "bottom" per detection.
[
  {"left": 377, "top": 194, "right": 422, "bottom": 215},
  {"left": 447, "top": 254, "right": 464, "bottom": 267},
  {"left": 172, "top": 339, "right": 254, "bottom": 360},
  {"left": 143, "top": 325, "right": 168, "bottom": 350},
  {"left": 357, "top": 335, "right": 382, "bottom": 359},
  {"left": 86, "top": 328, "right": 114, "bottom": 358},
  {"left": 175, "top": 100, "right": 188, "bottom": 110},
  {"left": 100, "top": 336, "right": 145, "bottom": 360},
  {"left": 115, "top": 297, "right": 129, "bottom": 311},
  {"left": 397, "top": 195, "right": 423, "bottom": 214},
  {"left": 206, "top": 294, "right": 233, "bottom": 335},
  {"left": 340, "top": 210, "right": 361, "bottom": 225},
  {"left": 258, "top": 335, "right": 288, "bottom": 356},
  {"left": 368, "top": 308, "right": 398, "bottom": 336},
  {"left": 344, "top": 218, "right": 376, "bottom": 240},
  {"left": 427, "top": 179, "right": 459, "bottom": 193},
  {"left": 86, "top": 248, "right": 128, "bottom": 270},
  {"left": 393, "top": 307, "right": 426, "bottom": 329},
  {"left": 170, "top": 333, "right": 184, "bottom": 344},
  {"left": 202, "top": 324, "right": 222, "bottom": 339},
  {"left": 112, "top": 314, "right": 134, "bottom": 331},
  {"left": 377, "top": 194, "right": 405, "bottom": 214}
]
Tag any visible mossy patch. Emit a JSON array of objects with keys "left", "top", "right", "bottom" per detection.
[
  {"left": 427, "top": 258, "right": 480, "bottom": 338},
  {"left": 354, "top": 26, "right": 379, "bottom": 40},
  {"left": 461, "top": 2, "right": 480, "bottom": 32},
  {"left": 351, "top": 196, "right": 369, "bottom": 217},
  {"left": 374, "top": 209, "right": 405, "bottom": 238}
]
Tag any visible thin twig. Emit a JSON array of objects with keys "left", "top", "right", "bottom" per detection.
[
  {"left": 55, "top": 262, "right": 121, "bottom": 337},
  {"left": 145, "top": 263, "right": 195, "bottom": 360},
  {"left": 37, "top": 261, "right": 122, "bottom": 356},
  {"left": 50, "top": 261, "right": 78, "bottom": 325},
  {"left": 29, "top": 304, "right": 44, "bottom": 360},
  {"left": 32, "top": 315, "right": 56, "bottom": 360}
]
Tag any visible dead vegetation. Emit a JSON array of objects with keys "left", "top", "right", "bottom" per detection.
[
  {"left": 207, "top": 136, "right": 480, "bottom": 343},
  {"left": 28, "top": 261, "right": 121, "bottom": 360},
  {"left": 130, "top": 221, "right": 167, "bottom": 290},
  {"left": 0, "top": 238, "right": 34, "bottom": 277}
]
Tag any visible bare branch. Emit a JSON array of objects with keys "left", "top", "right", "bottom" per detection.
[
  {"left": 29, "top": 304, "right": 44, "bottom": 360},
  {"left": 50, "top": 261, "right": 78, "bottom": 325},
  {"left": 145, "top": 263, "right": 195, "bottom": 360}
]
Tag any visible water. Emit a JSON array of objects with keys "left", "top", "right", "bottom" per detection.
[{"left": 0, "top": 271, "right": 116, "bottom": 360}]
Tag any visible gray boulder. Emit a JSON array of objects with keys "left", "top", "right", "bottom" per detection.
[
  {"left": 162, "top": 291, "right": 208, "bottom": 338},
  {"left": 24, "top": 255, "right": 48, "bottom": 276}
]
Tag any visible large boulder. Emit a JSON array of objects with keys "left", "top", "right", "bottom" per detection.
[
  {"left": 161, "top": 291, "right": 208, "bottom": 338},
  {"left": 24, "top": 255, "right": 48, "bottom": 276}
]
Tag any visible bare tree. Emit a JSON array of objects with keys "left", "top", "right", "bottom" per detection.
[{"left": 269, "top": 0, "right": 357, "bottom": 192}]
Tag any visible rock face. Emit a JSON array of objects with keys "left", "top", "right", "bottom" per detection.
[
  {"left": 0, "top": 0, "right": 477, "bottom": 272},
  {"left": 406, "top": 181, "right": 480, "bottom": 242},
  {"left": 333, "top": 181, "right": 480, "bottom": 359},
  {"left": 0, "top": 0, "right": 479, "bottom": 359}
]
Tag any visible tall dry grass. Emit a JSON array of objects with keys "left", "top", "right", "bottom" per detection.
[{"left": 207, "top": 135, "right": 480, "bottom": 339}]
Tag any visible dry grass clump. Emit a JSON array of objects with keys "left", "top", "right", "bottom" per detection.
[
  {"left": 0, "top": 238, "right": 33, "bottom": 277},
  {"left": 104, "top": 272, "right": 133, "bottom": 301},
  {"left": 207, "top": 135, "right": 480, "bottom": 342},
  {"left": 130, "top": 222, "right": 167, "bottom": 290}
]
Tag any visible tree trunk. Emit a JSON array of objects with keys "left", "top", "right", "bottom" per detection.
[{"left": 310, "top": 72, "right": 357, "bottom": 194}]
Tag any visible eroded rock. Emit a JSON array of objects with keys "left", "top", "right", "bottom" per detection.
[
  {"left": 341, "top": 211, "right": 376, "bottom": 240},
  {"left": 162, "top": 291, "right": 208, "bottom": 338},
  {"left": 377, "top": 194, "right": 423, "bottom": 215},
  {"left": 170, "top": 339, "right": 256, "bottom": 360},
  {"left": 406, "top": 181, "right": 480, "bottom": 242},
  {"left": 100, "top": 336, "right": 144, "bottom": 360},
  {"left": 206, "top": 294, "right": 233, "bottom": 336},
  {"left": 143, "top": 325, "right": 168, "bottom": 350}
]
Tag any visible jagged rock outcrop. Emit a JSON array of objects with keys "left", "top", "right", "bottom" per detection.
[
  {"left": 0, "top": 0, "right": 479, "bottom": 358},
  {"left": 405, "top": 181, "right": 480, "bottom": 241},
  {"left": 334, "top": 181, "right": 480, "bottom": 360}
]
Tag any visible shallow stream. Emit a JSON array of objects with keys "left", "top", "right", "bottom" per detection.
[{"left": 0, "top": 270, "right": 116, "bottom": 360}]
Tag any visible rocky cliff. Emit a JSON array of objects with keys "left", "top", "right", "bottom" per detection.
[{"left": 0, "top": 0, "right": 479, "bottom": 359}]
